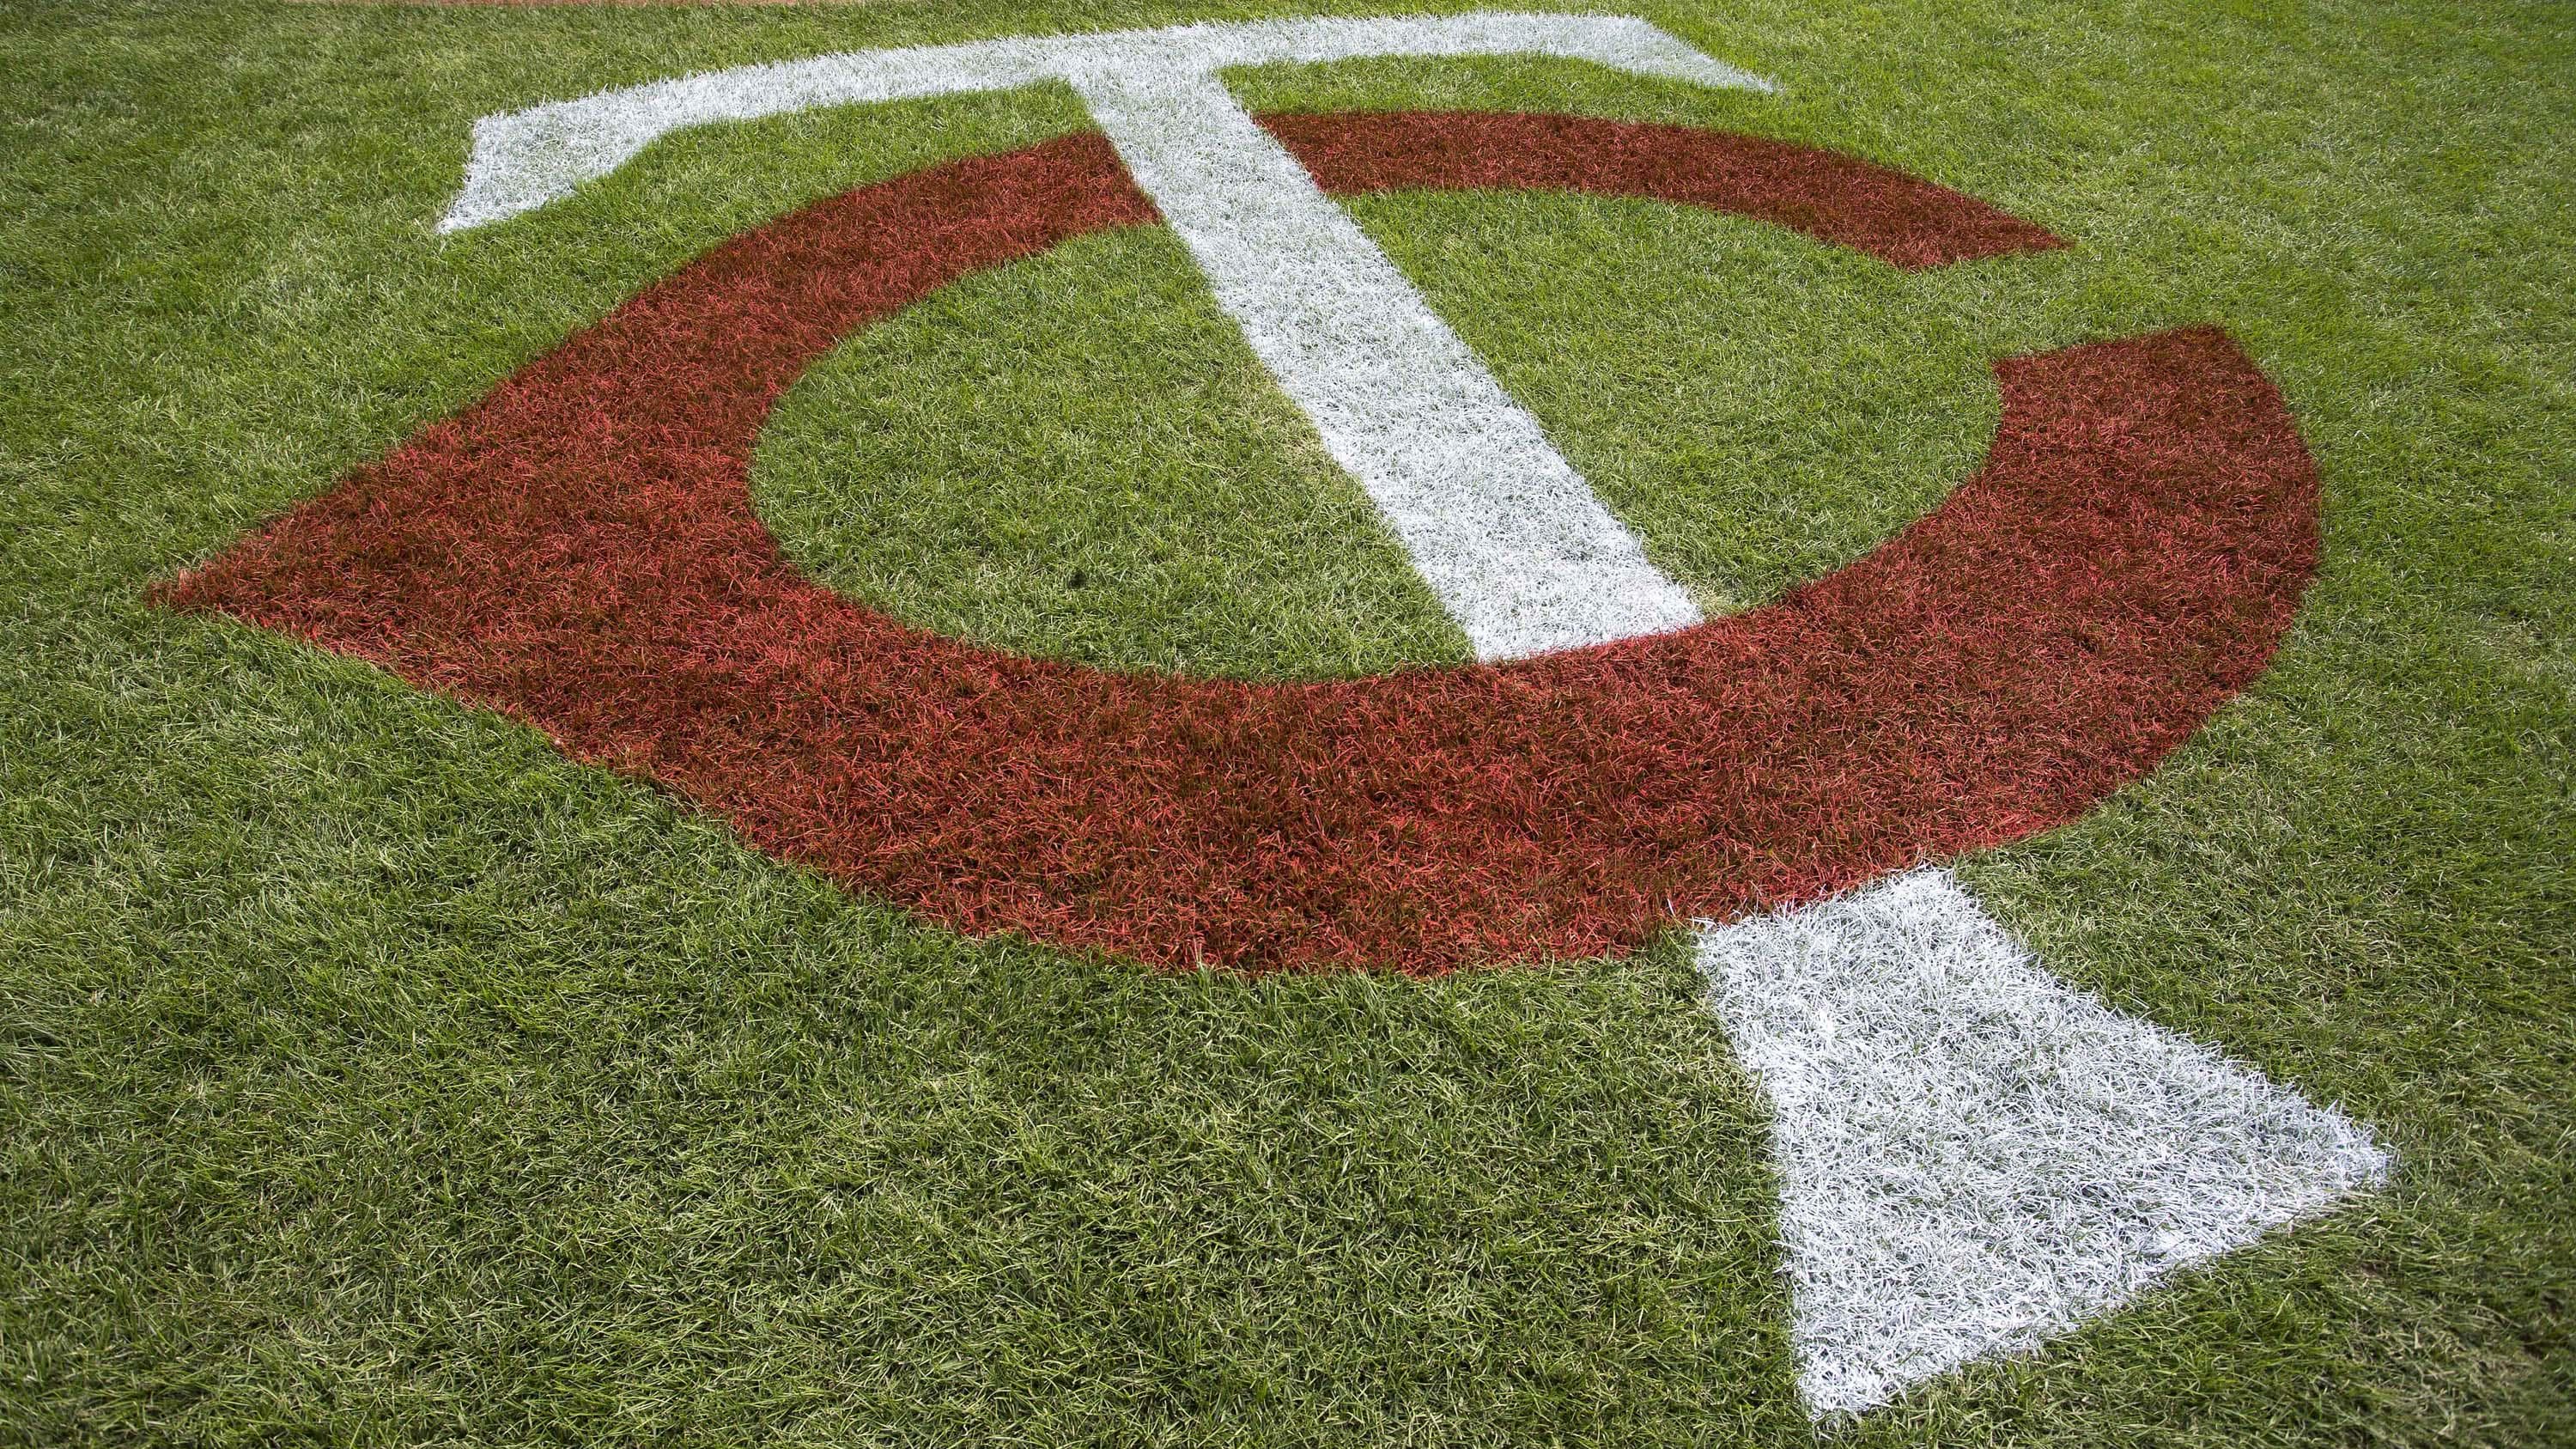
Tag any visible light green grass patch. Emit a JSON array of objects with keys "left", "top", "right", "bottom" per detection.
[
  {"left": 756, "top": 225, "right": 1471, "bottom": 679},
  {"left": 756, "top": 186, "right": 2027, "bottom": 674}
]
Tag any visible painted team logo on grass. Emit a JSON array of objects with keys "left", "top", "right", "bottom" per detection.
[
  {"left": 164, "top": 19, "right": 2303, "bottom": 976},
  {"left": 160, "top": 12, "right": 2385, "bottom": 1417}
]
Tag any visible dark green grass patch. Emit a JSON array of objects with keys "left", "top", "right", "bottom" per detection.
[{"left": 4, "top": 0, "right": 2572, "bottom": 1444}]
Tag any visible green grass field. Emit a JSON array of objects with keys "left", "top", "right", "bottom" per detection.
[{"left": 3, "top": 0, "right": 2571, "bottom": 1442}]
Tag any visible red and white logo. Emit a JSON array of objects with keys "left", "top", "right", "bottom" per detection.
[{"left": 162, "top": 14, "right": 2385, "bottom": 1416}]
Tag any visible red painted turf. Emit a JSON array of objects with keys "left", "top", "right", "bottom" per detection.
[{"left": 161, "top": 113, "right": 2319, "bottom": 973}]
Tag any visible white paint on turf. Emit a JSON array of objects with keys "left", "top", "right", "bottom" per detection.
[
  {"left": 1067, "top": 63, "right": 1705, "bottom": 659},
  {"left": 438, "top": 15, "right": 1770, "bottom": 233},
  {"left": 1693, "top": 868, "right": 2390, "bottom": 1417},
  {"left": 435, "top": 13, "right": 1763, "bottom": 658}
]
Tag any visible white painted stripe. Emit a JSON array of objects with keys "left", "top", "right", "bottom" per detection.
[
  {"left": 1693, "top": 869, "right": 2388, "bottom": 1417},
  {"left": 439, "top": 15, "right": 1771, "bottom": 234},
  {"left": 434, "top": 13, "right": 1770, "bottom": 657},
  {"left": 1070, "top": 64, "right": 1704, "bottom": 658}
]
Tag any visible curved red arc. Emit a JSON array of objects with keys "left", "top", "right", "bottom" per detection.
[
  {"left": 162, "top": 115, "right": 2318, "bottom": 973},
  {"left": 1267, "top": 111, "right": 2067, "bottom": 269}
]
